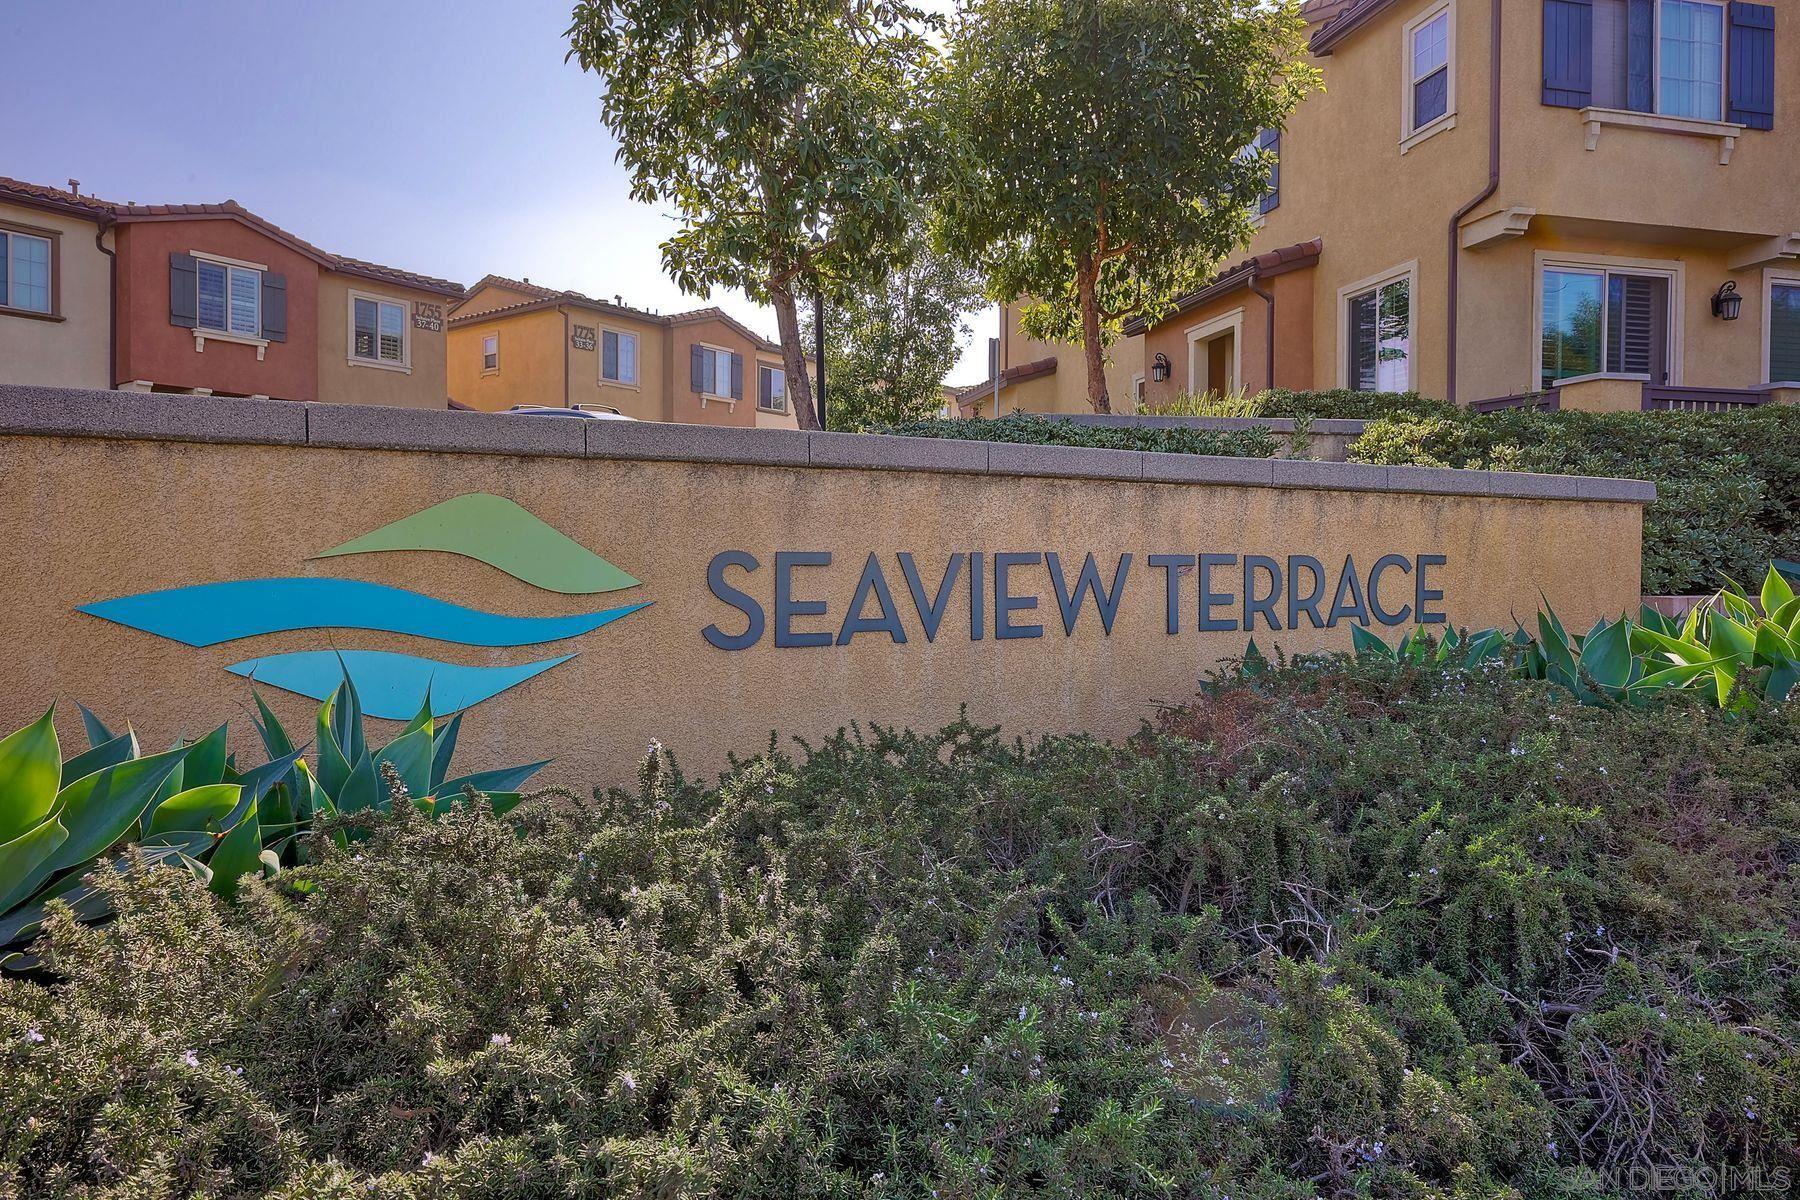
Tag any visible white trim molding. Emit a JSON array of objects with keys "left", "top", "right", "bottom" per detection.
[
  {"left": 1460, "top": 207, "right": 1536, "bottom": 250},
  {"left": 1761, "top": 268, "right": 1800, "bottom": 385},
  {"left": 346, "top": 288, "right": 413, "bottom": 373},
  {"left": 192, "top": 328, "right": 269, "bottom": 360},
  {"left": 598, "top": 324, "right": 641, "bottom": 388},
  {"left": 1185, "top": 307, "right": 1245, "bottom": 395},
  {"left": 1400, "top": 0, "right": 1456, "bottom": 152},
  {"left": 1728, "top": 234, "right": 1800, "bottom": 272},
  {"left": 1335, "top": 261, "right": 1418, "bottom": 391},
  {"left": 1532, "top": 250, "right": 1686, "bottom": 390},
  {"left": 1578, "top": 106, "right": 1746, "bottom": 164}
]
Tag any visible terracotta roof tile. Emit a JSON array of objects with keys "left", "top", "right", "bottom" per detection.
[
  {"left": 1120, "top": 238, "right": 1323, "bottom": 336},
  {"left": 0, "top": 176, "right": 118, "bottom": 220}
]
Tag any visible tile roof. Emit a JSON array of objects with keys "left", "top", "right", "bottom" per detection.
[
  {"left": 1307, "top": 0, "right": 1404, "bottom": 55},
  {"left": 952, "top": 355, "right": 1058, "bottom": 404},
  {"left": 1120, "top": 238, "right": 1323, "bottom": 336},
  {"left": 450, "top": 277, "right": 790, "bottom": 354},
  {"left": 0, "top": 177, "right": 462, "bottom": 297}
]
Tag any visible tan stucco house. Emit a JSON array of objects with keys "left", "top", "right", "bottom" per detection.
[
  {"left": 1002, "top": 0, "right": 1800, "bottom": 414},
  {"left": 447, "top": 275, "right": 807, "bottom": 426}
]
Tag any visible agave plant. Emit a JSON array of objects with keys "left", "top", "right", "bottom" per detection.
[{"left": 1349, "top": 563, "right": 1800, "bottom": 710}]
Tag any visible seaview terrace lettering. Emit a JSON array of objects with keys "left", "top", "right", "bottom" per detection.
[{"left": 703, "top": 551, "right": 1447, "bottom": 650}]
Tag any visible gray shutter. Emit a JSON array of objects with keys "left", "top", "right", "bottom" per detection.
[
  {"left": 729, "top": 352, "right": 744, "bottom": 401},
  {"left": 758, "top": 364, "right": 771, "bottom": 407},
  {"left": 1543, "top": 0, "right": 1594, "bottom": 108},
  {"left": 1625, "top": 0, "right": 1654, "bottom": 111},
  {"left": 169, "top": 252, "right": 198, "bottom": 328},
  {"left": 260, "top": 272, "right": 287, "bottom": 342},
  {"left": 1257, "top": 129, "right": 1280, "bottom": 215},
  {"left": 1728, "top": 3, "right": 1775, "bottom": 130},
  {"left": 690, "top": 343, "right": 706, "bottom": 392},
  {"left": 602, "top": 329, "right": 619, "bottom": 379}
]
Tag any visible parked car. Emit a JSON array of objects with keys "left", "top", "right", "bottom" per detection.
[{"left": 503, "top": 405, "right": 635, "bottom": 420}]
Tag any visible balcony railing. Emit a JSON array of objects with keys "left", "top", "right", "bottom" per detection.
[
  {"left": 1469, "top": 389, "right": 1561, "bottom": 414},
  {"left": 1639, "top": 385, "right": 1771, "bottom": 412}
]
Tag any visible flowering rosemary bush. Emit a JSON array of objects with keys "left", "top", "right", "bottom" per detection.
[{"left": 3, "top": 658, "right": 1796, "bottom": 1198}]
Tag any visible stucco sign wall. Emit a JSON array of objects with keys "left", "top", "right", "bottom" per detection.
[{"left": 0, "top": 387, "right": 1652, "bottom": 788}]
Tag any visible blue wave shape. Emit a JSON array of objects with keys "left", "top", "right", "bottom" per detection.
[
  {"left": 79, "top": 578, "right": 651, "bottom": 648},
  {"left": 227, "top": 650, "right": 577, "bottom": 719}
]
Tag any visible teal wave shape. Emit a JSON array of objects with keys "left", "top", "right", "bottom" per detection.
[
  {"left": 79, "top": 578, "right": 649, "bottom": 648},
  {"left": 313, "top": 493, "right": 641, "bottom": 594},
  {"left": 227, "top": 650, "right": 576, "bottom": 719}
]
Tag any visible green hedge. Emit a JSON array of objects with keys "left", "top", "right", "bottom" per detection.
[
  {"left": 884, "top": 411, "right": 1279, "bottom": 457},
  {"left": 1351, "top": 405, "right": 1800, "bottom": 594},
  {"left": 6, "top": 659, "right": 1797, "bottom": 1198},
  {"left": 1254, "top": 388, "right": 1460, "bottom": 422}
]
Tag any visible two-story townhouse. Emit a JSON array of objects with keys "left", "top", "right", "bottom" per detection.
[
  {"left": 447, "top": 275, "right": 808, "bottom": 426},
  {"left": 0, "top": 178, "right": 463, "bottom": 406},
  {"left": 1017, "top": 0, "right": 1797, "bottom": 414},
  {"left": 0, "top": 178, "right": 114, "bottom": 389}
]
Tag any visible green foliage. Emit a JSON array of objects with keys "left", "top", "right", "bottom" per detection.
[
  {"left": 565, "top": 0, "right": 946, "bottom": 428},
  {"left": 814, "top": 240, "right": 985, "bottom": 431},
  {"left": 6, "top": 661, "right": 1797, "bottom": 1197},
  {"left": 1138, "top": 387, "right": 1264, "bottom": 418},
  {"left": 939, "top": 0, "right": 1317, "bottom": 411},
  {"left": 0, "top": 680, "right": 545, "bottom": 963},
  {"left": 1348, "top": 404, "right": 1800, "bottom": 593},
  {"left": 881, "top": 410, "right": 1280, "bottom": 456},
  {"left": 1255, "top": 388, "right": 1462, "bottom": 422},
  {"left": 1349, "top": 564, "right": 1800, "bottom": 709}
]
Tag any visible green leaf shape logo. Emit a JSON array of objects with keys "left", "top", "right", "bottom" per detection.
[{"left": 311, "top": 493, "right": 640, "bottom": 595}]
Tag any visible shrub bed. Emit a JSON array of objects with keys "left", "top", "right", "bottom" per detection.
[
  {"left": 881, "top": 411, "right": 1279, "bottom": 457},
  {"left": 5, "top": 660, "right": 1796, "bottom": 1198},
  {"left": 1350, "top": 405, "right": 1800, "bottom": 594}
]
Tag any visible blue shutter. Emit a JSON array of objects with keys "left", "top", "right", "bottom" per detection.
[
  {"left": 169, "top": 252, "right": 198, "bottom": 328},
  {"left": 1258, "top": 129, "right": 1280, "bottom": 215},
  {"left": 1728, "top": 3, "right": 1775, "bottom": 130},
  {"left": 729, "top": 352, "right": 744, "bottom": 401},
  {"left": 1626, "top": 0, "right": 1654, "bottom": 111},
  {"left": 1544, "top": 0, "right": 1594, "bottom": 108},
  {"left": 260, "top": 272, "right": 287, "bottom": 342},
  {"left": 690, "top": 343, "right": 706, "bottom": 392}
]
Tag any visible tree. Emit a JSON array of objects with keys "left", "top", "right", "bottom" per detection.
[
  {"left": 566, "top": 0, "right": 944, "bottom": 430},
  {"left": 940, "top": 0, "right": 1318, "bottom": 413},
  {"left": 814, "top": 241, "right": 985, "bottom": 430}
]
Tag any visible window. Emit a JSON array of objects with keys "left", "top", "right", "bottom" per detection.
[
  {"left": 758, "top": 363, "right": 786, "bottom": 411},
  {"left": 602, "top": 329, "right": 638, "bottom": 384},
  {"left": 1343, "top": 271, "right": 1412, "bottom": 391},
  {"left": 1539, "top": 262, "right": 1673, "bottom": 388},
  {"left": 697, "top": 345, "right": 734, "bottom": 395},
  {"left": 482, "top": 333, "right": 499, "bottom": 372},
  {"left": 351, "top": 295, "right": 408, "bottom": 366},
  {"left": 1582, "top": 0, "right": 1726, "bottom": 118},
  {"left": 1405, "top": 3, "right": 1453, "bottom": 136},
  {"left": 197, "top": 258, "right": 261, "bottom": 337},
  {"left": 1237, "top": 130, "right": 1280, "bottom": 214},
  {"left": 0, "top": 229, "right": 52, "bottom": 313},
  {"left": 1766, "top": 276, "right": 1800, "bottom": 383}
]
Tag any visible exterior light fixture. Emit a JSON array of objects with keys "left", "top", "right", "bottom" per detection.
[
  {"left": 1151, "top": 352, "right": 1172, "bottom": 382},
  {"left": 1711, "top": 281, "right": 1743, "bottom": 321}
]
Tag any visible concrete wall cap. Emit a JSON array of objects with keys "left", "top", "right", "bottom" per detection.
[{"left": 0, "top": 386, "right": 1654, "bottom": 504}]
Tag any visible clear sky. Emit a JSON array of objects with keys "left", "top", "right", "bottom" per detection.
[{"left": 1, "top": 0, "right": 995, "bottom": 385}]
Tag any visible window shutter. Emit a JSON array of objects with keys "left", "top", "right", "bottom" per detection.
[
  {"left": 730, "top": 352, "right": 745, "bottom": 400},
  {"left": 1258, "top": 129, "right": 1280, "bottom": 214},
  {"left": 758, "top": 365, "right": 772, "bottom": 407},
  {"left": 1728, "top": 3, "right": 1775, "bottom": 130},
  {"left": 169, "top": 252, "right": 198, "bottom": 328},
  {"left": 691, "top": 343, "right": 707, "bottom": 392},
  {"left": 260, "top": 272, "right": 287, "bottom": 342},
  {"left": 602, "top": 329, "right": 619, "bottom": 379},
  {"left": 1543, "top": 0, "right": 1595, "bottom": 108},
  {"left": 1625, "top": 0, "right": 1654, "bottom": 111}
]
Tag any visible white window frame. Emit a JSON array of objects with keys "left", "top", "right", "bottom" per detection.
[
  {"left": 347, "top": 290, "right": 411, "bottom": 372},
  {"left": 0, "top": 228, "right": 54, "bottom": 314},
  {"left": 481, "top": 332, "right": 499, "bottom": 374},
  {"left": 1185, "top": 307, "right": 1245, "bottom": 396},
  {"left": 1531, "top": 250, "right": 1684, "bottom": 389},
  {"left": 1761, "top": 269, "right": 1800, "bottom": 385},
  {"left": 192, "top": 250, "right": 263, "bottom": 339},
  {"left": 757, "top": 361, "right": 787, "bottom": 411},
  {"left": 1131, "top": 372, "right": 1146, "bottom": 406},
  {"left": 1401, "top": 0, "right": 1456, "bottom": 152},
  {"left": 1337, "top": 262, "right": 1418, "bottom": 391},
  {"left": 1653, "top": 0, "right": 1728, "bottom": 122},
  {"left": 600, "top": 326, "right": 640, "bottom": 387},
  {"left": 699, "top": 342, "right": 736, "bottom": 406}
]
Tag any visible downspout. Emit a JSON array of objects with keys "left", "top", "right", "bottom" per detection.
[
  {"left": 1445, "top": 0, "right": 1502, "bottom": 405},
  {"left": 1247, "top": 271, "right": 1276, "bottom": 392},
  {"left": 558, "top": 304, "right": 571, "bottom": 408},
  {"left": 95, "top": 218, "right": 117, "bottom": 388}
]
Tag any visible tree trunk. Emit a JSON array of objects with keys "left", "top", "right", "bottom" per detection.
[
  {"left": 770, "top": 283, "right": 821, "bottom": 431},
  {"left": 1075, "top": 256, "right": 1111, "bottom": 414}
]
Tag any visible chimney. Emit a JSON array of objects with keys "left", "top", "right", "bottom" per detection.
[
  {"left": 67, "top": 178, "right": 80, "bottom": 195},
  {"left": 614, "top": 295, "right": 624, "bottom": 306}
]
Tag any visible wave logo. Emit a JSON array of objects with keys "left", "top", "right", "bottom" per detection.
[{"left": 79, "top": 494, "right": 648, "bottom": 719}]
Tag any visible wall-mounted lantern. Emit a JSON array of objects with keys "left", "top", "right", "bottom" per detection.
[
  {"left": 1711, "top": 281, "right": 1743, "bottom": 321},
  {"left": 1151, "top": 352, "right": 1172, "bottom": 383}
]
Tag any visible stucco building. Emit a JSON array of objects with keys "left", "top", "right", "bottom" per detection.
[
  {"left": 0, "top": 177, "right": 462, "bottom": 407},
  {"left": 981, "top": 0, "right": 1799, "bottom": 414},
  {"left": 446, "top": 275, "right": 807, "bottom": 426}
]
